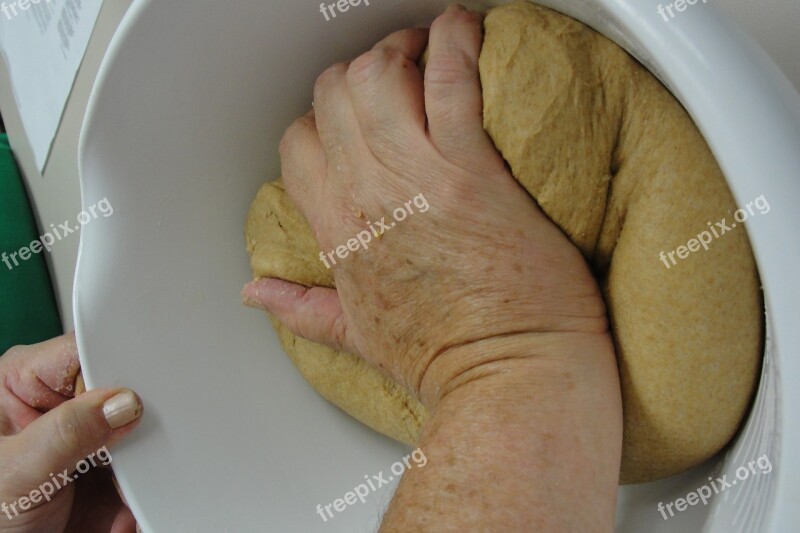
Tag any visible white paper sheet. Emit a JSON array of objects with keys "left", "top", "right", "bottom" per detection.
[{"left": 0, "top": 0, "right": 103, "bottom": 171}]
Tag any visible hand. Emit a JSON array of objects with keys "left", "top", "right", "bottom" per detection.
[
  {"left": 0, "top": 333, "right": 143, "bottom": 533},
  {"left": 244, "top": 5, "right": 622, "bottom": 530},
  {"left": 243, "top": 5, "right": 610, "bottom": 407}
]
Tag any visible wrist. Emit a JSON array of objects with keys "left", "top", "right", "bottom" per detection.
[
  {"left": 417, "top": 330, "right": 617, "bottom": 409},
  {"left": 384, "top": 332, "right": 623, "bottom": 532}
]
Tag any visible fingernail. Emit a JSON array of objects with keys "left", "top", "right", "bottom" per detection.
[
  {"left": 242, "top": 296, "right": 266, "bottom": 310},
  {"left": 103, "top": 390, "right": 143, "bottom": 429},
  {"left": 448, "top": 3, "right": 466, "bottom": 12},
  {"left": 241, "top": 283, "right": 266, "bottom": 310},
  {"left": 74, "top": 371, "right": 86, "bottom": 396}
]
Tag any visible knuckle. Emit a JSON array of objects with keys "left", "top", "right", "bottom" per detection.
[
  {"left": 456, "top": 9, "right": 482, "bottom": 26},
  {"left": 280, "top": 114, "right": 318, "bottom": 156},
  {"left": 382, "top": 48, "right": 407, "bottom": 65},
  {"left": 279, "top": 119, "right": 306, "bottom": 156},
  {"left": 348, "top": 49, "right": 389, "bottom": 84},
  {"left": 435, "top": 7, "right": 481, "bottom": 29},
  {"left": 1, "top": 345, "right": 26, "bottom": 363},
  {"left": 2, "top": 361, "right": 22, "bottom": 392},
  {"left": 315, "top": 63, "right": 346, "bottom": 90},
  {"left": 426, "top": 54, "right": 475, "bottom": 86},
  {"left": 349, "top": 48, "right": 413, "bottom": 86},
  {"left": 287, "top": 288, "right": 315, "bottom": 336},
  {"left": 51, "top": 408, "right": 83, "bottom": 453},
  {"left": 50, "top": 406, "right": 100, "bottom": 458}
]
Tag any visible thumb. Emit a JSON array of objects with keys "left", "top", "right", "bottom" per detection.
[
  {"left": 2, "top": 388, "right": 142, "bottom": 499},
  {"left": 242, "top": 278, "right": 358, "bottom": 355}
]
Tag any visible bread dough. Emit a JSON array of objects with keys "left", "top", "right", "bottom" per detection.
[
  {"left": 245, "top": 180, "right": 428, "bottom": 446},
  {"left": 245, "top": 1, "right": 762, "bottom": 483}
]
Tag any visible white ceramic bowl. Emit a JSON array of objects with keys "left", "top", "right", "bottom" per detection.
[{"left": 75, "top": 0, "right": 800, "bottom": 531}]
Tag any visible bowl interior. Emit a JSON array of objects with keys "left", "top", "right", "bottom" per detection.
[{"left": 77, "top": 0, "right": 799, "bottom": 531}]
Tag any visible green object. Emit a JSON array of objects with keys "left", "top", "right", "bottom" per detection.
[{"left": 0, "top": 133, "right": 62, "bottom": 354}]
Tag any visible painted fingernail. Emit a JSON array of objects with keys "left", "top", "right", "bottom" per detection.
[{"left": 103, "top": 390, "right": 143, "bottom": 429}]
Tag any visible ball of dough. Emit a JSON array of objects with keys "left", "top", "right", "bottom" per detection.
[{"left": 245, "top": 1, "right": 762, "bottom": 483}]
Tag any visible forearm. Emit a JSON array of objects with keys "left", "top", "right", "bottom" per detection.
[{"left": 380, "top": 334, "right": 622, "bottom": 532}]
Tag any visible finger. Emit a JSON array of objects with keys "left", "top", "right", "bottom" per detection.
[
  {"left": 111, "top": 510, "right": 138, "bottom": 533},
  {"left": 2, "top": 388, "right": 142, "bottom": 500},
  {"left": 242, "top": 278, "right": 358, "bottom": 355},
  {"left": 75, "top": 371, "right": 86, "bottom": 396},
  {"left": 425, "top": 4, "right": 503, "bottom": 173},
  {"left": 279, "top": 109, "right": 327, "bottom": 220},
  {"left": 112, "top": 474, "right": 130, "bottom": 508},
  {"left": 2, "top": 333, "right": 81, "bottom": 413},
  {"left": 313, "top": 62, "right": 367, "bottom": 165},
  {"left": 347, "top": 28, "right": 429, "bottom": 164},
  {"left": 64, "top": 467, "right": 137, "bottom": 533}
]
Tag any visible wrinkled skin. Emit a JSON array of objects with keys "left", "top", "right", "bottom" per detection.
[
  {"left": 243, "top": 5, "right": 622, "bottom": 530},
  {"left": 0, "top": 334, "right": 140, "bottom": 533},
  {"left": 244, "top": 8, "right": 612, "bottom": 407}
]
